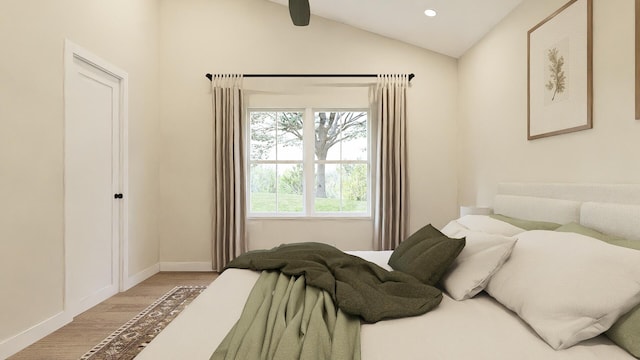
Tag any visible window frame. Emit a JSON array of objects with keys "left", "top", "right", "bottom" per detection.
[{"left": 246, "top": 107, "right": 372, "bottom": 219}]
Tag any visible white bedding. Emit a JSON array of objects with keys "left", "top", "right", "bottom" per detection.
[{"left": 137, "top": 251, "right": 633, "bottom": 360}]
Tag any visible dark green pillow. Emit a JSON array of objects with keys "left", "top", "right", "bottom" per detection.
[
  {"left": 388, "top": 224, "right": 465, "bottom": 286},
  {"left": 490, "top": 214, "right": 561, "bottom": 231},
  {"left": 555, "top": 222, "right": 640, "bottom": 357},
  {"left": 388, "top": 224, "right": 444, "bottom": 265}
]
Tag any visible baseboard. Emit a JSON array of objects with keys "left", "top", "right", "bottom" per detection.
[
  {"left": 123, "top": 263, "right": 160, "bottom": 291},
  {"left": 159, "top": 261, "right": 213, "bottom": 272},
  {"left": 0, "top": 311, "right": 72, "bottom": 359},
  {"left": 0, "top": 262, "right": 209, "bottom": 358}
]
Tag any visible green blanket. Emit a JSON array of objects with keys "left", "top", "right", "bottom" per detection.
[
  {"left": 211, "top": 271, "right": 361, "bottom": 360},
  {"left": 224, "top": 242, "right": 442, "bottom": 323},
  {"left": 212, "top": 243, "right": 443, "bottom": 360}
]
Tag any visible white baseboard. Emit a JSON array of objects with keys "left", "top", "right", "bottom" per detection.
[
  {"left": 0, "top": 311, "right": 72, "bottom": 359},
  {"left": 123, "top": 263, "right": 160, "bottom": 291},
  {"left": 159, "top": 261, "right": 214, "bottom": 272},
  {"left": 0, "top": 262, "right": 209, "bottom": 358}
]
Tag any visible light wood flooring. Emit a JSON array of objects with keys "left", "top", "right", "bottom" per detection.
[{"left": 9, "top": 272, "right": 218, "bottom": 360}]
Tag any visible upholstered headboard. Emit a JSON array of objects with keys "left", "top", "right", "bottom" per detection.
[
  {"left": 494, "top": 183, "right": 640, "bottom": 241},
  {"left": 493, "top": 195, "right": 581, "bottom": 224},
  {"left": 497, "top": 183, "right": 640, "bottom": 204}
]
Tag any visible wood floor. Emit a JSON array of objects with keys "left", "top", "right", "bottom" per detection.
[{"left": 9, "top": 272, "right": 218, "bottom": 360}]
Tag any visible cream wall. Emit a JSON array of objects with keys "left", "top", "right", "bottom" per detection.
[
  {"left": 0, "top": 0, "right": 160, "bottom": 355},
  {"left": 158, "top": 0, "right": 459, "bottom": 261},
  {"left": 458, "top": 0, "right": 640, "bottom": 207}
]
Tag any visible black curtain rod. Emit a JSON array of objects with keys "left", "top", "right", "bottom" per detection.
[{"left": 205, "top": 73, "right": 415, "bottom": 82}]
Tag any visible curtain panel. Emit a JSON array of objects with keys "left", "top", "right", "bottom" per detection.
[
  {"left": 211, "top": 74, "right": 247, "bottom": 271},
  {"left": 374, "top": 74, "right": 409, "bottom": 250}
]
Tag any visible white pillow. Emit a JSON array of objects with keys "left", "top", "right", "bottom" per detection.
[
  {"left": 347, "top": 250, "right": 393, "bottom": 271},
  {"left": 454, "top": 215, "right": 525, "bottom": 237},
  {"left": 485, "top": 230, "right": 640, "bottom": 350},
  {"left": 440, "top": 219, "right": 469, "bottom": 238},
  {"left": 440, "top": 221, "right": 518, "bottom": 301}
]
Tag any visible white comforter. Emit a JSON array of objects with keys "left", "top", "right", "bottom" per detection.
[{"left": 137, "top": 251, "right": 633, "bottom": 360}]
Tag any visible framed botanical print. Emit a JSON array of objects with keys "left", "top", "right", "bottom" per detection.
[{"left": 527, "top": 0, "right": 593, "bottom": 140}]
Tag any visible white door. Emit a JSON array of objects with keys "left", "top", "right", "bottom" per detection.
[{"left": 64, "top": 41, "right": 127, "bottom": 316}]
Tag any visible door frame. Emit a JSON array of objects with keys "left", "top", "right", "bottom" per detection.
[{"left": 63, "top": 39, "right": 129, "bottom": 315}]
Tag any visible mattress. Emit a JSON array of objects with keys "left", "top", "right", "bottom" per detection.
[{"left": 136, "top": 251, "right": 633, "bottom": 360}]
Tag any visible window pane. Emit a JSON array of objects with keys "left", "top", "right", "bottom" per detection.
[
  {"left": 338, "top": 111, "right": 367, "bottom": 160},
  {"left": 315, "top": 112, "right": 340, "bottom": 161},
  {"left": 277, "top": 112, "right": 303, "bottom": 161},
  {"left": 249, "top": 164, "right": 276, "bottom": 212},
  {"left": 315, "top": 164, "right": 340, "bottom": 212},
  {"left": 250, "top": 112, "right": 276, "bottom": 161},
  {"left": 314, "top": 111, "right": 368, "bottom": 161},
  {"left": 341, "top": 164, "right": 368, "bottom": 212},
  {"left": 314, "top": 164, "right": 369, "bottom": 213},
  {"left": 277, "top": 164, "right": 303, "bottom": 213}
]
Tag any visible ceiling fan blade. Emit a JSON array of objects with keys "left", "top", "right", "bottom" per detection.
[{"left": 288, "top": 0, "right": 310, "bottom": 26}]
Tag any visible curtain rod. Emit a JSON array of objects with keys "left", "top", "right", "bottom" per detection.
[{"left": 205, "top": 73, "right": 415, "bottom": 82}]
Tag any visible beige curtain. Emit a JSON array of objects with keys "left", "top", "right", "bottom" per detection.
[
  {"left": 211, "top": 74, "right": 246, "bottom": 271},
  {"left": 374, "top": 74, "right": 409, "bottom": 250}
]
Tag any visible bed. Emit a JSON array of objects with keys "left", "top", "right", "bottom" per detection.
[{"left": 137, "top": 183, "right": 640, "bottom": 359}]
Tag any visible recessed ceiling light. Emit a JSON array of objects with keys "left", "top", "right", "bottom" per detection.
[{"left": 424, "top": 9, "right": 437, "bottom": 17}]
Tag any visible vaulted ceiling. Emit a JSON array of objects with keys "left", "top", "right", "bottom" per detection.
[{"left": 267, "top": 0, "right": 524, "bottom": 58}]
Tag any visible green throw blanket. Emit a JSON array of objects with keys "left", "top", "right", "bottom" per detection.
[
  {"left": 211, "top": 271, "right": 360, "bottom": 360},
  {"left": 225, "top": 242, "right": 442, "bottom": 322},
  {"left": 211, "top": 242, "right": 442, "bottom": 360}
]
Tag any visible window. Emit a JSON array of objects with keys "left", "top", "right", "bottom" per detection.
[{"left": 248, "top": 109, "right": 370, "bottom": 217}]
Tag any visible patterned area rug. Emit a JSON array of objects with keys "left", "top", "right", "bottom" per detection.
[{"left": 80, "top": 285, "right": 206, "bottom": 360}]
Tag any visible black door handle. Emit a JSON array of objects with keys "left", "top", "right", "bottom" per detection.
[{"left": 114, "top": 193, "right": 123, "bottom": 199}]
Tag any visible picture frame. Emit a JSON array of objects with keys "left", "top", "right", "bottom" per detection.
[{"left": 527, "top": 0, "right": 592, "bottom": 140}]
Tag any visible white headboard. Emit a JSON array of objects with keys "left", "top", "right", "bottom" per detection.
[
  {"left": 493, "top": 195, "right": 581, "bottom": 224},
  {"left": 495, "top": 183, "right": 640, "bottom": 241},
  {"left": 497, "top": 183, "right": 640, "bottom": 204}
]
